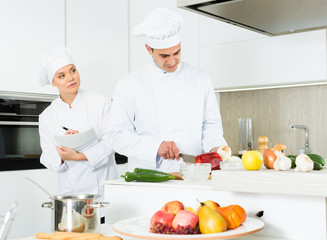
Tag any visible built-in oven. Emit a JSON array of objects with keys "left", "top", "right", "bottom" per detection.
[
  {"left": 0, "top": 91, "right": 55, "bottom": 171},
  {"left": 0, "top": 91, "right": 127, "bottom": 171}
]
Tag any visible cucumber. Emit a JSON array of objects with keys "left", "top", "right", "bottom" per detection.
[
  {"left": 313, "top": 161, "right": 323, "bottom": 170},
  {"left": 307, "top": 154, "right": 325, "bottom": 166},
  {"left": 287, "top": 155, "right": 297, "bottom": 168}
]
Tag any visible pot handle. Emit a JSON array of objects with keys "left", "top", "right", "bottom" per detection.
[
  {"left": 85, "top": 202, "right": 110, "bottom": 208},
  {"left": 41, "top": 202, "right": 53, "bottom": 209}
]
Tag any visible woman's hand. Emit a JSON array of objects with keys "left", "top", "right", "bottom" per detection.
[
  {"left": 158, "top": 141, "right": 180, "bottom": 160},
  {"left": 56, "top": 145, "right": 86, "bottom": 161},
  {"left": 64, "top": 128, "right": 79, "bottom": 135}
]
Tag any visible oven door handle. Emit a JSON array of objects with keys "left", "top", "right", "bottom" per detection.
[{"left": 0, "top": 121, "right": 38, "bottom": 126}]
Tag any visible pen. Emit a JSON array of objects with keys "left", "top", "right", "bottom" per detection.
[{"left": 61, "top": 126, "right": 68, "bottom": 131}]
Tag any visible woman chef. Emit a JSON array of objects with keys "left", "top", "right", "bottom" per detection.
[
  {"left": 108, "top": 8, "right": 227, "bottom": 172},
  {"left": 38, "top": 47, "right": 118, "bottom": 199}
]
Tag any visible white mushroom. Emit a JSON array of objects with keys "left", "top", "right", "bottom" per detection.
[{"left": 295, "top": 154, "right": 314, "bottom": 172}]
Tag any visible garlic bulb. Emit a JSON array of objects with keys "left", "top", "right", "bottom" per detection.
[
  {"left": 295, "top": 154, "right": 313, "bottom": 172},
  {"left": 220, "top": 156, "right": 243, "bottom": 169},
  {"left": 273, "top": 150, "right": 291, "bottom": 171},
  {"left": 217, "top": 146, "right": 232, "bottom": 161}
]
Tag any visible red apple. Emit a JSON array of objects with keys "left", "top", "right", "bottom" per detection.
[
  {"left": 161, "top": 201, "right": 184, "bottom": 215},
  {"left": 150, "top": 210, "right": 175, "bottom": 229},
  {"left": 172, "top": 210, "right": 199, "bottom": 229}
]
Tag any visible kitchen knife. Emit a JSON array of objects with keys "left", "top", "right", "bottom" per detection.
[{"left": 179, "top": 153, "right": 196, "bottom": 163}]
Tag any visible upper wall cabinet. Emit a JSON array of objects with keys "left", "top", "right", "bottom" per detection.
[
  {"left": 129, "top": 0, "right": 199, "bottom": 72},
  {"left": 199, "top": 29, "right": 326, "bottom": 91},
  {"left": 66, "top": 0, "right": 128, "bottom": 98},
  {"left": 0, "top": 0, "right": 65, "bottom": 95}
]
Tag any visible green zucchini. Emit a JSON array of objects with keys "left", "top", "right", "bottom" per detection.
[
  {"left": 307, "top": 154, "right": 325, "bottom": 166},
  {"left": 121, "top": 171, "right": 176, "bottom": 182}
]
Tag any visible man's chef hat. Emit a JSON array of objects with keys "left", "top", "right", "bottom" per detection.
[
  {"left": 39, "top": 47, "right": 74, "bottom": 86},
  {"left": 133, "top": 8, "right": 183, "bottom": 49}
]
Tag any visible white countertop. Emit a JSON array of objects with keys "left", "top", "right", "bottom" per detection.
[
  {"left": 105, "top": 168, "right": 327, "bottom": 197},
  {"left": 10, "top": 224, "right": 293, "bottom": 240}
]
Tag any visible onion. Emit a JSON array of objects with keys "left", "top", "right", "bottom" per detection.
[{"left": 262, "top": 149, "right": 277, "bottom": 169}]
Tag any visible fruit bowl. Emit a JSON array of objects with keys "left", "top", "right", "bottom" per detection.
[
  {"left": 113, "top": 216, "right": 264, "bottom": 239},
  {"left": 179, "top": 163, "right": 211, "bottom": 182}
]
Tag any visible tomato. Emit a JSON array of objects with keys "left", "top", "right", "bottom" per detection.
[{"left": 262, "top": 149, "right": 277, "bottom": 169}]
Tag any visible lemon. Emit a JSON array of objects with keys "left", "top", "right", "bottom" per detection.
[{"left": 241, "top": 151, "right": 263, "bottom": 170}]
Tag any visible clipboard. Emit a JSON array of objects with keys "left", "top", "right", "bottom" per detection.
[{"left": 54, "top": 127, "right": 97, "bottom": 152}]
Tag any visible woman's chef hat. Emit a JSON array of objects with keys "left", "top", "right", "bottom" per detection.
[
  {"left": 133, "top": 8, "right": 183, "bottom": 49},
  {"left": 39, "top": 47, "right": 74, "bottom": 86}
]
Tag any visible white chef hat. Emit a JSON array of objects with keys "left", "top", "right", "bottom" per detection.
[
  {"left": 133, "top": 8, "right": 183, "bottom": 49},
  {"left": 39, "top": 47, "right": 74, "bottom": 86}
]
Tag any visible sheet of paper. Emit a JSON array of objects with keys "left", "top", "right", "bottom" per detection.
[{"left": 54, "top": 127, "right": 97, "bottom": 151}]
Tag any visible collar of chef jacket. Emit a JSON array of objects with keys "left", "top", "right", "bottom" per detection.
[
  {"left": 149, "top": 58, "right": 184, "bottom": 77},
  {"left": 58, "top": 88, "right": 84, "bottom": 109}
]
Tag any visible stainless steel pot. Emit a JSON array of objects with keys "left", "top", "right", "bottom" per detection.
[{"left": 42, "top": 194, "right": 109, "bottom": 233}]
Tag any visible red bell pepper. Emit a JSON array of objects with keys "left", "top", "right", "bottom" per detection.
[{"left": 195, "top": 152, "right": 223, "bottom": 170}]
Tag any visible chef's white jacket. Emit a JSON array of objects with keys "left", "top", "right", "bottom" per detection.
[
  {"left": 39, "top": 89, "right": 118, "bottom": 196},
  {"left": 108, "top": 61, "right": 227, "bottom": 172}
]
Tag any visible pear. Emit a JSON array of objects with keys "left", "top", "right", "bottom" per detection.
[
  {"left": 197, "top": 202, "right": 227, "bottom": 234},
  {"left": 196, "top": 200, "right": 220, "bottom": 214}
]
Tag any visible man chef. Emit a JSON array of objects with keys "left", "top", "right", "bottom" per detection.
[{"left": 108, "top": 8, "right": 227, "bottom": 172}]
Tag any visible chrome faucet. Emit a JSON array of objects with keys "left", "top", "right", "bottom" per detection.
[{"left": 291, "top": 125, "right": 311, "bottom": 154}]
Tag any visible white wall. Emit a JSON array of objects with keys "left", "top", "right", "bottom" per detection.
[
  {"left": 0, "top": 0, "right": 64, "bottom": 95},
  {"left": 66, "top": 0, "right": 129, "bottom": 98}
]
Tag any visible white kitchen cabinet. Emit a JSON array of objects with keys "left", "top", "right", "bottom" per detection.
[
  {"left": 199, "top": 29, "right": 326, "bottom": 91},
  {"left": 129, "top": 0, "right": 199, "bottom": 72},
  {"left": 0, "top": 0, "right": 65, "bottom": 95},
  {"left": 1, "top": 165, "right": 128, "bottom": 239},
  {"left": 65, "top": 0, "right": 128, "bottom": 98},
  {"left": 104, "top": 169, "right": 327, "bottom": 240}
]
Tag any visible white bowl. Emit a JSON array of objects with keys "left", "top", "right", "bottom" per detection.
[{"left": 180, "top": 163, "right": 211, "bottom": 182}]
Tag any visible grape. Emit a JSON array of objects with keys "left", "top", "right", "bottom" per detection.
[{"left": 150, "top": 221, "right": 200, "bottom": 235}]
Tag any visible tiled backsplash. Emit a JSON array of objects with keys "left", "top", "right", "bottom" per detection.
[{"left": 218, "top": 84, "right": 327, "bottom": 158}]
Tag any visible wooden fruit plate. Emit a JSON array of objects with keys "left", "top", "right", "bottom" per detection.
[{"left": 112, "top": 216, "right": 264, "bottom": 240}]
